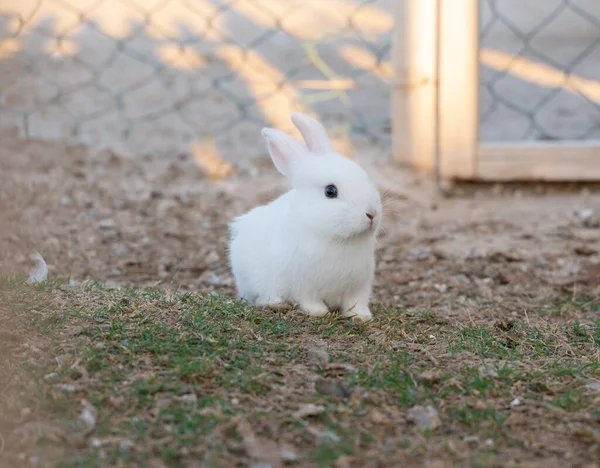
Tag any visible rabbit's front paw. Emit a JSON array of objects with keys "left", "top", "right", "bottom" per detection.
[
  {"left": 343, "top": 306, "right": 373, "bottom": 324},
  {"left": 299, "top": 300, "right": 329, "bottom": 317}
]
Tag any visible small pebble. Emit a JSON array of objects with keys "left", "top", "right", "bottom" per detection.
[{"left": 98, "top": 219, "right": 115, "bottom": 229}]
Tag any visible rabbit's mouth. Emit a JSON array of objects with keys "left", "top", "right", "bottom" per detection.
[{"left": 338, "top": 224, "right": 378, "bottom": 241}]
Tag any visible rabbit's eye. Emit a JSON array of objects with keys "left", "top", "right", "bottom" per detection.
[{"left": 325, "top": 184, "right": 338, "bottom": 199}]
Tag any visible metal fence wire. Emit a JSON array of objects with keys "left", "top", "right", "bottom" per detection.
[
  {"left": 0, "top": 0, "right": 394, "bottom": 164},
  {"left": 479, "top": 0, "right": 600, "bottom": 142},
  {"left": 3, "top": 1, "right": 600, "bottom": 165}
]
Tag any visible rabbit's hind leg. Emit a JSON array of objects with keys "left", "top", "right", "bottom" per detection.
[{"left": 298, "top": 300, "right": 329, "bottom": 317}]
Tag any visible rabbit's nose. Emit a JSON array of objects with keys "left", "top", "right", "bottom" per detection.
[{"left": 366, "top": 212, "right": 374, "bottom": 221}]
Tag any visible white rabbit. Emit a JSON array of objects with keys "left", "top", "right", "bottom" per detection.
[{"left": 228, "top": 112, "right": 381, "bottom": 322}]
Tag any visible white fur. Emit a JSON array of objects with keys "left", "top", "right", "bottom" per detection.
[{"left": 228, "top": 113, "right": 381, "bottom": 322}]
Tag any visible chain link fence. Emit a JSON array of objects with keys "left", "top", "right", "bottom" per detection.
[
  {"left": 480, "top": 0, "right": 600, "bottom": 142},
  {"left": 0, "top": 0, "right": 394, "bottom": 167},
  {"left": 4, "top": 1, "right": 599, "bottom": 167}
]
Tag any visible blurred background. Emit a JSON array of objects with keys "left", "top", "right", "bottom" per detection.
[
  {"left": 1, "top": 0, "right": 600, "bottom": 297},
  {"left": 1, "top": 1, "right": 600, "bottom": 169},
  {"left": 0, "top": 0, "right": 395, "bottom": 172}
]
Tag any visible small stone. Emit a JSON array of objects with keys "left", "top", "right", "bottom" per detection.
[
  {"left": 579, "top": 208, "right": 600, "bottom": 228},
  {"left": 119, "top": 439, "right": 135, "bottom": 450},
  {"left": 406, "top": 405, "right": 441, "bottom": 431},
  {"left": 316, "top": 430, "right": 340, "bottom": 444},
  {"left": 79, "top": 399, "right": 97, "bottom": 429},
  {"left": 308, "top": 348, "right": 329, "bottom": 367},
  {"left": 281, "top": 448, "right": 298, "bottom": 461},
  {"left": 114, "top": 246, "right": 129, "bottom": 256},
  {"left": 21, "top": 407, "right": 32, "bottom": 416},
  {"left": 44, "top": 372, "right": 58, "bottom": 381},
  {"left": 176, "top": 393, "right": 198, "bottom": 403},
  {"left": 585, "top": 380, "right": 600, "bottom": 393},
  {"left": 98, "top": 219, "right": 115, "bottom": 229},
  {"left": 510, "top": 398, "right": 520, "bottom": 407},
  {"left": 57, "top": 384, "right": 77, "bottom": 393},
  {"left": 410, "top": 248, "right": 429, "bottom": 260},
  {"left": 156, "top": 200, "right": 176, "bottom": 217},
  {"left": 59, "top": 195, "right": 72, "bottom": 206},
  {"left": 90, "top": 438, "right": 102, "bottom": 448}
]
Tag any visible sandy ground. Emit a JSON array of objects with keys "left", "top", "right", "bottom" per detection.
[{"left": 3, "top": 130, "right": 600, "bottom": 321}]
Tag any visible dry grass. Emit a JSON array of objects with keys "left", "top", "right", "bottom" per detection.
[
  {"left": 1, "top": 279, "right": 599, "bottom": 467},
  {"left": 1, "top": 133, "right": 600, "bottom": 467}
]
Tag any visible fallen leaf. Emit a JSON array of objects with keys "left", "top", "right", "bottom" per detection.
[
  {"left": 308, "top": 348, "right": 329, "bottom": 367},
  {"left": 28, "top": 252, "right": 48, "bottom": 283},
  {"left": 406, "top": 405, "right": 441, "bottom": 431},
  {"left": 419, "top": 370, "right": 441, "bottom": 384},
  {"left": 79, "top": 399, "right": 97, "bottom": 435},
  {"left": 293, "top": 403, "right": 325, "bottom": 419}
]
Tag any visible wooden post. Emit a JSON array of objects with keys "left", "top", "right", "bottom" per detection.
[
  {"left": 437, "top": 0, "right": 479, "bottom": 178},
  {"left": 392, "top": 0, "right": 438, "bottom": 171},
  {"left": 477, "top": 141, "right": 600, "bottom": 180}
]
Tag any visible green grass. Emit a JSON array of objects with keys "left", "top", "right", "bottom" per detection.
[{"left": 1, "top": 279, "right": 600, "bottom": 467}]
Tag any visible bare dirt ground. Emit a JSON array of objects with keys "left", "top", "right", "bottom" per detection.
[
  {"left": 2, "top": 132, "right": 600, "bottom": 467},
  {"left": 3, "top": 129, "right": 600, "bottom": 311}
]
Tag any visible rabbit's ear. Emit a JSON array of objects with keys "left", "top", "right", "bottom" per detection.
[
  {"left": 261, "top": 128, "right": 307, "bottom": 180},
  {"left": 291, "top": 112, "right": 333, "bottom": 155}
]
